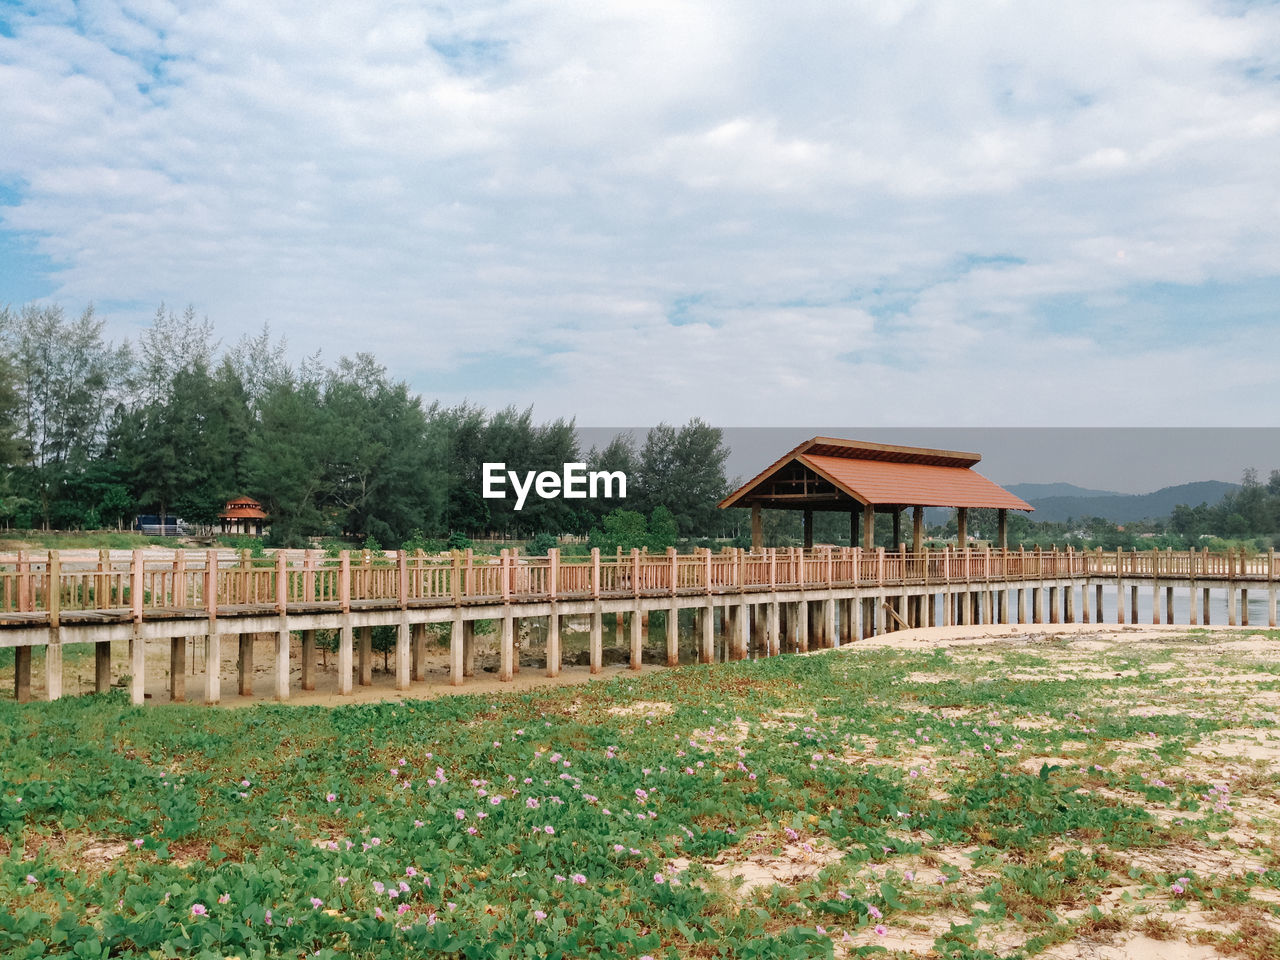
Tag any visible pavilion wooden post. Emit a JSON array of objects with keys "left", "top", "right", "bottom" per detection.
[
  {"left": 997, "top": 509, "right": 1008, "bottom": 550},
  {"left": 892, "top": 509, "right": 902, "bottom": 550},
  {"left": 849, "top": 511, "right": 859, "bottom": 548},
  {"left": 863, "top": 502, "right": 875, "bottom": 550},
  {"left": 751, "top": 505, "right": 763, "bottom": 551},
  {"left": 956, "top": 507, "right": 968, "bottom": 549},
  {"left": 802, "top": 509, "right": 814, "bottom": 549}
]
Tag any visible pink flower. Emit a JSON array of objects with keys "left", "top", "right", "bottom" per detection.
[
  {"left": 217, "top": 893, "right": 231, "bottom": 904},
  {"left": 264, "top": 909, "right": 272, "bottom": 925},
  {"left": 133, "top": 838, "right": 143, "bottom": 848},
  {"left": 397, "top": 903, "right": 410, "bottom": 915},
  {"left": 373, "top": 882, "right": 385, "bottom": 895},
  {"left": 240, "top": 779, "right": 250, "bottom": 787},
  {"left": 534, "top": 909, "right": 547, "bottom": 921},
  {"left": 310, "top": 897, "right": 323, "bottom": 909},
  {"left": 653, "top": 873, "right": 665, "bottom": 884},
  {"left": 875, "top": 924, "right": 887, "bottom": 936},
  {"left": 571, "top": 874, "right": 586, "bottom": 884},
  {"left": 544, "top": 825, "right": 555, "bottom": 835},
  {"left": 190, "top": 903, "right": 207, "bottom": 916},
  {"left": 868, "top": 905, "right": 882, "bottom": 920},
  {"left": 456, "top": 809, "right": 466, "bottom": 820},
  {"left": 467, "top": 826, "right": 477, "bottom": 835}
]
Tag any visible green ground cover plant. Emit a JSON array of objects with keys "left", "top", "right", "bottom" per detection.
[{"left": 1, "top": 631, "right": 1278, "bottom": 958}]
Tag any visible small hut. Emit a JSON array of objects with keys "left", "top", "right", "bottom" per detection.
[{"left": 219, "top": 496, "right": 269, "bottom": 537}]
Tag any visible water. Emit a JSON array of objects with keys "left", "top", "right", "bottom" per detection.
[{"left": 966, "top": 585, "right": 1276, "bottom": 628}]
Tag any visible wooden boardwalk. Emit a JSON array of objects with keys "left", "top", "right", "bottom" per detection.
[{"left": 2, "top": 546, "right": 1276, "bottom": 704}]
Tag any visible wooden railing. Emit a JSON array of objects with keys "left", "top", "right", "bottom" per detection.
[{"left": 0, "top": 546, "right": 1275, "bottom": 624}]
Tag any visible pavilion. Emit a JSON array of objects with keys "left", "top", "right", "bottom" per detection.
[{"left": 719, "top": 436, "right": 1033, "bottom": 551}]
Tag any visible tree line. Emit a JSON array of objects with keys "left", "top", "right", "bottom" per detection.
[{"left": 0, "top": 303, "right": 736, "bottom": 546}]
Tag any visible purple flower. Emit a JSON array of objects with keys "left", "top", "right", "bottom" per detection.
[
  {"left": 310, "top": 897, "right": 323, "bottom": 909},
  {"left": 190, "top": 903, "right": 207, "bottom": 917}
]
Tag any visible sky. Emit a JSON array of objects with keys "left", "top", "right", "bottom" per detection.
[{"left": 1, "top": 0, "right": 1279, "bottom": 429}]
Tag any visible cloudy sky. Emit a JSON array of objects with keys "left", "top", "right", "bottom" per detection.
[{"left": 2, "top": 0, "right": 1279, "bottom": 426}]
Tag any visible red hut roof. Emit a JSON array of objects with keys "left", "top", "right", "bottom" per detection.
[{"left": 219, "top": 497, "right": 269, "bottom": 520}]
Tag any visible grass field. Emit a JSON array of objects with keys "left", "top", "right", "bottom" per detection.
[{"left": 2, "top": 629, "right": 1279, "bottom": 959}]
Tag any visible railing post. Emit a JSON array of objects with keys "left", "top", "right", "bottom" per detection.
[
  {"left": 205, "top": 549, "right": 219, "bottom": 620},
  {"left": 465, "top": 548, "right": 474, "bottom": 598},
  {"left": 48, "top": 550, "right": 60, "bottom": 629},
  {"left": 825, "top": 546, "right": 833, "bottom": 587},
  {"left": 591, "top": 547, "right": 601, "bottom": 599},
  {"left": 131, "top": 549, "right": 144, "bottom": 622},
  {"left": 632, "top": 548, "right": 641, "bottom": 598},
  {"left": 550, "top": 548, "right": 560, "bottom": 600},
  {"left": 983, "top": 546, "right": 990, "bottom": 580},
  {"left": 704, "top": 547, "right": 712, "bottom": 593},
  {"left": 768, "top": 547, "right": 776, "bottom": 589},
  {"left": 303, "top": 549, "right": 316, "bottom": 604},
  {"left": 668, "top": 547, "right": 677, "bottom": 596},
  {"left": 501, "top": 549, "right": 512, "bottom": 601},
  {"left": 173, "top": 549, "right": 185, "bottom": 608},
  {"left": 397, "top": 550, "right": 409, "bottom": 608},
  {"left": 877, "top": 547, "right": 885, "bottom": 585},
  {"left": 451, "top": 550, "right": 462, "bottom": 603},
  {"left": 339, "top": 551, "right": 351, "bottom": 613},
  {"left": 275, "top": 550, "right": 288, "bottom": 614},
  {"left": 852, "top": 546, "right": 861, "bottom": 585}
]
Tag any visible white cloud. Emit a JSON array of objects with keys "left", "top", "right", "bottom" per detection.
[{"left": 1, "top": 0, "right": 1279, "bottom": 425}]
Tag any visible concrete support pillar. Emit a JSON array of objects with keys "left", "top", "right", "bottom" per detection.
[
  {"left": 1017, "top": 588, "right": 1026, "bottom": 624},
  {"left": 14, "top": 646, "right": 31, "bottom": 703},
  {"left": 767, "top": 600, "right": 780, "bottom": 655},
  {"left": 1269, "top": 584, "right": 1277, "bottom": 629},
  {"left": 874, "top": 594, "right": 886, "bottom": 636},
  {"left": 1117, "top": 584, "right": 1126, "bottom": 624},
  {"left": 615, "top": 611, "right": 625, "bottom": 648},
  {"left": 1065, "top": 585, "right": 1075, "bottom": 623},
  {"left": 1203, "top": 587, "right": 1211, "bottom": 625},
  {"left": 942, "top": 590, "right": 952, "bottom": 627},
  {"left": 338, "top": 620, "right": 353, "bottom": 695},
  {"left": 275, "top": 624, "right": 291, "bottom": 701},
  {"left": 700, "top": 600, "right": 714, "bottom": 664},
  {"left": 1241, "top": 588, "right": 1249, "bottom": 627},
  {"left": 302, "top": 630, "right": 317, "bottom": 690},
  {"left": 665, "top": 605, "right": 678, "bottom": 666},
  {"left": 797, "top": 600, "right": 809, "bottom": 652},
  {"left": 737, "top": 600, "right": 750, "bottom": 658},
  {"left": 1130, "top": 585, "right": 1139, "bottom": 626},
  {"left": 1095, "top": 584, "right": 1104, "bottom": 623},
  {"left": 500, "top": 610, "right": 515, "bottom": 681},
  {"left": 928, "top": 593, "right": 937, "bottom": 627},
  {"left": 1048, "top": 586, "right": 1058, "bottom": 624},
  {"left": 982, "top": 590, "right": 994, "bottom": 625},
  {"left": 1081, "top": 582, "right": 1091, "bottom": 623},
  {"left": 630, "top": 603, "right": 643, "bottom": 669},
  {"left": 44, "top": 640, "right": 63, "bottom": 702},
  {"left": 961, "top": 589, "right": 972, "bottom": 626},
  {"left": 358, "top": 627, "right": 372, "bottom": 686},
  {"left": 1228, "top": 586, "right": 1238, "bottom": 627},
  {"left": 130, "top": 627, "right": 144, "bottom": 706},
  {"left": 463, "top": 620, "right": 476, "bottom": 677},
  {"left": 170, "top": 637, "right": 186, "bottom": 702},
  {"left": 450, "top": 615, "right": 465, "bottom": 686},
  {"left": 591, "top": 606, "right": 604, "bottom": 673},
  {"left": 95, "top": 640, "right": 111, "bottom": 693},
  {"left": 852, "top": 595, "right": 864, "bottom": 640},
  {"left": 411, "top": 623, "right": 427, "bottom": 682},
  {"left": 1165, "top": 586, "right": 1174, "bottom": 625},
  {"left": 549, "top": 607, "right": 563, "bottom": 676},
  {"left": 239, "top": 634, "right": 254, "bottom": 696},
  {"left": 1152, "top": 582, "right": 1161, "bottom": 625},
  {"left": 1190, "top": 583, "right": 1199, "bottom": 625},
  {"left": 206, "top": 630, "right": 222, "bottom": 704},
  {"left": 823, "top": 597, "right": 837, "bottom": 647},
  {"left": 395, "top": 617, "right": 411, "bottom": 691}
]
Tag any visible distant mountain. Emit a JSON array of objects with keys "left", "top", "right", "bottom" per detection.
[
  {"left": 1021, "top": 480, "right": 1239, "bottom": 524},
  {"left": 1005, "top": 482, "right": 1119, "bottom": 500}
]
